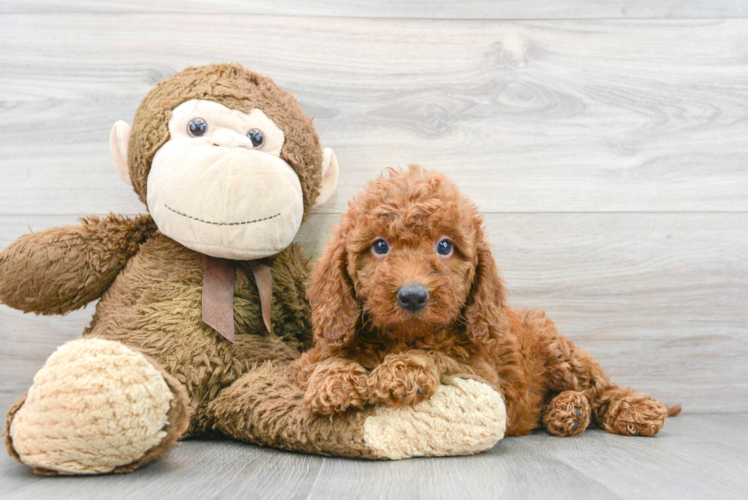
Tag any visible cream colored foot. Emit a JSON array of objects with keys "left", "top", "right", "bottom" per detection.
[
  {"left": 7, "top": 338, "right": 185, "bottom": 475},
  {"left": 363, "top": 377, "right": 506, "bottom": 460}
]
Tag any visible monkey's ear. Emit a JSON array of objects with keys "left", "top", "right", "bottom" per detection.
[
  {"left": 313, "top": 148, "right": 339, "bottom": 208},
  {"left": 109, "top": 120, "right": 132, "bottom": 186}
]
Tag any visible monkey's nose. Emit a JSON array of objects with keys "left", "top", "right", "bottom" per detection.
[
  {"left": 211, "top": 129, "right": 253, "bottom": 149},
  {"left": 397, "top": 283, "right": 429, "bottom": 312}
]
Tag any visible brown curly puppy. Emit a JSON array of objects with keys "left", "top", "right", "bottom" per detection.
[{"left": 293, "top": 166, "right": 679, "bottom": 437}]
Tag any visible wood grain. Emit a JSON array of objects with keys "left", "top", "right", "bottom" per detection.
[
  {"left": 2, "top": 0, "right": 748, "bottom": 19},
  {"left": 2, "top": 414, "right": 747, "bottom": 500},
  {"left": 309, "top": 415, "right": 748, "bottom": 500},
  {"left": 2, "top": 212, "right": 745, "bottom": 412},
  {"left": 0, "top": 15, "right": 747, "bottom": 214},
  {"left": 1, "top": 6, "right": 747, "bottom": 493}
]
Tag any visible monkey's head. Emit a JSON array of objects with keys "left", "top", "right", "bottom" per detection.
[{"left": 109, "top": 64, "right": 338, "bottom": 260}]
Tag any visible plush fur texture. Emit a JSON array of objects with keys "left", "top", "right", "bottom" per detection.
[
  {"left": 8, "top": 338, "right": 191, "bottom": 475},
  {"left": 295, "top": 166, "right": 677, "bottom": 437},
  {"left": 362, "top": 376, "right": 506, "bottom": 459},
  {"left": 0, "top": 63, "right": 328, "bottom": 472},
  {"left": 0, "top": 214, "right": 315, "bottom": 436},
  {"left": 128, "top": 63, "right": 323, "bottom": 216},
  {"left": 2, "top": 66, "right": 508, "bottom": 474},
  {"left": 208, "top": 361, "right": 505, "bottom": 459},
  {"left": 1, "top": 217, "right": 504, "bottom": 468},
  {"left": 0, "top": 214, "right": 156, "bottom": 315}
]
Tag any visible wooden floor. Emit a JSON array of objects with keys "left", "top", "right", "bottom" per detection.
[
  {"left": 1, "top": 0, "right": 747, "bottom": 498},
  {"left": 2, "top": 414, "right": 747, "bottom": 500}
]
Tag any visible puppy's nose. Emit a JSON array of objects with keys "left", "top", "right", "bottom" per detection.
[{"left": 397, "top": 283, "right": 429, "bottom": 312}]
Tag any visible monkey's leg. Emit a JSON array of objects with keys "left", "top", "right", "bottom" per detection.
[
  {"left": 545, "top": 333, "right": 669, "bottom": 437},
  {"left": 4, "top": 338, "right": 191, "bottom": 475},
  {"left": 207, "top": 361, "right": 506, "bottom": 460}
]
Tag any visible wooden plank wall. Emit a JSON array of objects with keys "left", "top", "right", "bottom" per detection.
[{"left": 1, "top": 1, "right": 746, "bottom": 413}]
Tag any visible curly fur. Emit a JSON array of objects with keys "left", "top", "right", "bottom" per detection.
[{"left": 295, "top": 165, "right": 676, "bottom": 437}]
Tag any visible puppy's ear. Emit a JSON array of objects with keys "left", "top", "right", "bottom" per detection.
[
  {"left": 465, "top": 235, "right": 507, "bottom": 341},
  {"left": 308, "top": 228, "right": 360, "bottom": 343}
]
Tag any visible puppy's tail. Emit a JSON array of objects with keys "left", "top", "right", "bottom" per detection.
[{"left": 667, "top": 404, "right": 682, "bottom": 417}]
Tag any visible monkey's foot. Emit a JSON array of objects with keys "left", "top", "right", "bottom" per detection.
[
  {"left": 363, "top": 376, "right": 506, "bottom": 459},
  {"left": 5, "top": 338, "right": 191, "bottom": 475},
  {"left": 543, "top": 391, "right": 591, "bottom": 437},
  {"left": 600, "top": 393, "right": 668, "bottom": 437}
]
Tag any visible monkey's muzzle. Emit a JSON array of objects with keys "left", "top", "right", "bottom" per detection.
[{"left": 148, "top": 143, "right": 304, "bottom": 260}]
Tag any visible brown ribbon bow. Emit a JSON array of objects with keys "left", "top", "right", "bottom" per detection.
[{"left": 202, "top": 256, "right": 273, "bottom": 343}]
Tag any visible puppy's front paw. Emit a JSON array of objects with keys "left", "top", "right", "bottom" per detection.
[
  {"left": 367, "top": 353, "right": 440, "bottom": 406},
  {"left": 304, "top": 359, "right": 369, "bottom": 415},
  {"left": 543, "top": 391, "right": 591, "bottom": 437}
]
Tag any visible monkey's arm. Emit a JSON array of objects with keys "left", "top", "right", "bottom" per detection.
[{"left": 0, "top": 214, "right": 156, "bottom": 315}]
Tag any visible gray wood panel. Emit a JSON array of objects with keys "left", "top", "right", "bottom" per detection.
[
  {"left": 2, "top": 212, "right": 745, "bottom": 413},
  {"left": 1, "top": 5, "right": 747, "bottom": 496},
  {"left": 1, "top": 15, "right": 747, "bottom": 214},
  {"left": 3, "top": 0, "right": 748, "bottom": 19},
  {"left": 309, "top": 414, "right": 748, "bottom": 500},
  {"left": 2, "top": 414, "right": 747, "bottom": 500}
]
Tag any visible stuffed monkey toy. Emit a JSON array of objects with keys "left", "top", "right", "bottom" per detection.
[{"left": 1, "top": 64, "right": 506, "bottom": 475}]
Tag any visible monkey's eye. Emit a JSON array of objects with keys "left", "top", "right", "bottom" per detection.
[
  {"left": 371, "top": 239, "right": 390, "bottom": 257},
  {"left": 247, "top": 128, "right": 264, "bottom": 149},
  {"left": 187, "top": 118, "right": 207, "bottom": 137},
  {"left": 436, "top": 238, "right": 453, "bottom": 257}
]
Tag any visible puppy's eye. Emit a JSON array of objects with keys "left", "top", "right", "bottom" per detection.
[
  {"left": 247, "top": 128, "right": 264, "bottom": 149},
  {"left": 436, "top": 238, "right": 453, "bottom": 257},
  {"left": 187, "top": 118, "right": 207, "bottom": 137},
  {"left": 371, "top": 239, "right": 390, "bottom": 257}
]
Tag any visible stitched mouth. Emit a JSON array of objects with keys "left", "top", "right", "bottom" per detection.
[{"left": 165, "top": 205, "right": 281, "bottom": 226}]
